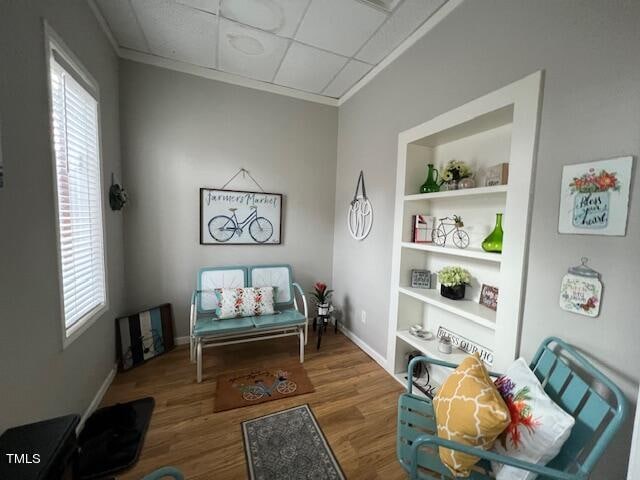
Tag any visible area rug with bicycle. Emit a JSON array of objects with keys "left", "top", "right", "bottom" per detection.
[{"left": 214, "top": 365, "right": 314, "bottom": 412}]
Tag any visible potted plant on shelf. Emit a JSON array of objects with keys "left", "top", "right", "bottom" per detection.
[
  {"left": 440, "top": 159, "right": 474, "bottom": 190},
  {"left": 311, "top": 282, "right": 333, "bottom": 315},
  {"left": 437, "top": 266, "right": 471, "bottom": 300}
]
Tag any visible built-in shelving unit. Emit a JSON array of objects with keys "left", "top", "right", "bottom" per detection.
[
  {"left": 396, "top": 329, "right": 469, "bottom": 363},
  {"left": 386, "top": 72, "right": 543, "bottom": 388},
  {"left": 404, "top": 184, "right": 508, "bottom": 202},
  {"left": 398, "top": 286, "right": 496, "bottom": 329},
  {"left": 401, "top": 242, "right": 502, "bottom": 263}
]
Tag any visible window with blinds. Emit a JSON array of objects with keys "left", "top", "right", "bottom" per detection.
[{"left": 48, "top": 38, "right": 107, "bottom": 340}]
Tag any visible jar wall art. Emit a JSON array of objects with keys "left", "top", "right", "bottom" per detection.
[{"left": 558, "top": 156, "right": 633, "bottom": 236}]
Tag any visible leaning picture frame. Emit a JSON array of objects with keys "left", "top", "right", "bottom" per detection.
[
  {"left": 479, "top": 284, "right": 499, "bottom": 311},
  {"left": 200, "top": 188, "right": 283, "bottom": 245}
]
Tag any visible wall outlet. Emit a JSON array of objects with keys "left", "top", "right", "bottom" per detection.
[{"left": 360, "top": 310, "right": 367, "bottom": 324}]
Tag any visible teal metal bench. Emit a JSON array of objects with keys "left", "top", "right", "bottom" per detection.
[
  {"left": 397, "top": 337, "right": 628, "bottom": 479},
  {"left": 189, "top": 264, "right": 308, "bottom": 382}
]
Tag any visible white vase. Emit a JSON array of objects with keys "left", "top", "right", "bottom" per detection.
[{"left": 317, "top": 303, "right": 330, "bottom": 316}]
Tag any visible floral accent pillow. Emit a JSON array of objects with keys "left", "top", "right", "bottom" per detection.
[
  {"left": 215, "top": 287, "right": 275, "bottom": 319},
  {"left": 491, "top": 358, "right": 575, "bottom": 480}
]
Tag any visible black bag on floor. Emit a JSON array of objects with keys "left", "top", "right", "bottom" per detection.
[{"left": 76, "top": 397, "right": 154, "bottom": 480}]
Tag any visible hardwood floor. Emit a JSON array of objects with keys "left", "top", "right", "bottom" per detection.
[{"left": 101, "top": 331, "right": 406, "bottom": 479}]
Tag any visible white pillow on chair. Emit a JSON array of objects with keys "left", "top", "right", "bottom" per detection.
[
  {"left": 491, "top": 357, "right": 575, "bottom": 480},
  {"left": 215, "top": 287, "right": 276, "bottom": 319}
]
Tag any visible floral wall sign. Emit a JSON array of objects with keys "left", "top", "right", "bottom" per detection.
[
  {"left": 558, "top": 156, "right": 633, "bottom": 235},
  {"left": 559, "top": 258, "right": 603, "bottom": 318}
]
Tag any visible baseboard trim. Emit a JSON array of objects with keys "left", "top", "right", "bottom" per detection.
[
  {"left": 78, "top": 364, "right": 117, "bottom": 433},
  {"left": 174, "top": 336, "right": 190, "bottom": 346},
  {"left": 338, "top": 325, "right": 388, "bottom": 370}
]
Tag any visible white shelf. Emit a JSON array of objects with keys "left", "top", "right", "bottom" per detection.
[
  {"left": 401, "top": 242, "right": 502, "bottom": 263},
  {"left": 397, "top": 330, "right": 470, "bottom": 364},
  {"left": 404, "top": 185, "right": 508, "bottom": 201},
  {"left": 398, "top": 286, "right": 497, "bottom": 330}
]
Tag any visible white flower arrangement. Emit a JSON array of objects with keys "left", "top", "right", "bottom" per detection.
[
  {"left": 437, "top": 266, "right": 471, "bottom": 287},
  {"left": 440, "top": 159, "right": 472, "bottom": 182}
]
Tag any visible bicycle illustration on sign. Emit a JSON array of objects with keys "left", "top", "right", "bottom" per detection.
[
  {"left": 200, "top": 188, "right": 282, "bottom": 245},
  {"left": 122, "top": 329, "right": 164, "bottom": 370},
  {"left": 234, "top": 370, "right": 297, "bottom": 401},
  {"left": 208, "top": 206, "right": 273, "bottom": 243},
  {"left": 432, "top": 215, "right": 470, "bottom": 249}
]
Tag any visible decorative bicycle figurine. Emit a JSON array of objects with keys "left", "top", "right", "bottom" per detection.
[
  {"left": 236, "top": 370, "right": 297, "bottom": 401},
  {"left": 208, "top": 206, "right": 274, "bottom": 243},
  {"left": 432, "top": 215, "right": 469, "bottom": 249}
]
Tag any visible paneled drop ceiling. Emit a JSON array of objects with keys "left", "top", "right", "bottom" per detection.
[{"left": 93, "top": 0, "right": 454, "bottom": 104}]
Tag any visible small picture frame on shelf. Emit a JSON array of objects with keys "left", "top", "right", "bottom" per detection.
[
  {"left": 485, "top": 163, "right": 509, "bottom": 186},
  {"left": 411, "top": 269, "right": 432, "bottom": 289},
  {"left": 412, "top": 214, "right": 435, "bottom": 243},
  {"left": 479, "top": 284, "right": 499, "bottom": 310}
]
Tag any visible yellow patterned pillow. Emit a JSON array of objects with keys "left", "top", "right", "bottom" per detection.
[{"left": 433, "top": 353, "right": 510, "bottom": 477}]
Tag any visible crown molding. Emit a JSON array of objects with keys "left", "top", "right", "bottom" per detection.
[
  {"left": 87, "top": 0, "right": 121, "bottom": 56},
  {"left": 338, "top": 0, "right": 464, "bottom": 106},
  {"left": 119, "top": 48, "right": 340, "bottom": 106}
]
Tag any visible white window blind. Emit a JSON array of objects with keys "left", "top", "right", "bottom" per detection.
[{"left": 49, "top": 50, "right": 106, "bottom": 335}]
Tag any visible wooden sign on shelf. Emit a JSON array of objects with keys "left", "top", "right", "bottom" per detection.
[{"left": 437, "top": 326, "right": 494, "bottom": 366}]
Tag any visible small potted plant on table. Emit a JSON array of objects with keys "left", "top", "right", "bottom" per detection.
[
  {"left": 437, "top": 266, "right": 471, "bottom": 300},
  {"left": 311, "top": 282, "right": 333, "bottom": 315}
]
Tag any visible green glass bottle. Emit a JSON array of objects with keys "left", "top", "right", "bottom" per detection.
[
  {"left": 482, "top": 213, "right": 504, "bottom": 253},
  {"left": 420, "top": 164, "right": 440, "bottom": 193}
]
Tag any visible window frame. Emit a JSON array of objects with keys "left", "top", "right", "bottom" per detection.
[{"left": 44, "top": 22, "right": 109, "bottom": 349}]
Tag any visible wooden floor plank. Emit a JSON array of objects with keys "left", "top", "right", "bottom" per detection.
[{"left": 101, "top": 332, "right": 406, "bottom": 479}]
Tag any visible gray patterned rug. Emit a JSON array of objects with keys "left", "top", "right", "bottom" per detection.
[{"left": 242, "top": 404, "right": 345, "bottom": 480}]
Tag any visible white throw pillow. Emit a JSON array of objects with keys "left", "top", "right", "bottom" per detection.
[
  {"left": 215, "top": 287, "right": 275, "bottom": 319},
  {"left": 491, "top": 357, "right": 575, "bottom": 480}
]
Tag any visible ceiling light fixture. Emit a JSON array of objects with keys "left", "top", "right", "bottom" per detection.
[
  {"left": 220, "top": 0, "right": 284, "bottom": 33},
  {"left": 227, "top": 34, "right": 265, "bottom": 55}
]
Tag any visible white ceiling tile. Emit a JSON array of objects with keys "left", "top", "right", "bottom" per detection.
[
  {"left": 360, "top": 0, "right": 401, "bottom": 11},
  {"left": 295, "top": 0, "right": 387, "bottom": 57},
  {"left": 323, "top": 59, "right": 372, "bottom": 98},
  {"left": 357, "top": 0, "right": 446, "bottom": 64},
  {"left": 175, "top": 0, "right": 219, "bottom": 15},
  {"left": 132, "top": 0, "right": 217, "bottom": 68},
  {"left": 96, "top": 0, "right": 148, "bottom": 52},
  {"left": 220, "top": 0, "right": 310, "bottom": 38},
  {"left": 274, "top": 42, "right": 347, "bottom": 93},
  {"left": 219, "top": 19, "right": 289, "bottom": 82}
]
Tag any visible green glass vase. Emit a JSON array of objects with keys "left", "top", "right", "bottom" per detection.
[
  {"left": 482, "top": 213, "right": 504, "bottom": 253},
  {"left": 420, "top": 164, "right": 440, "bottom": 193}
]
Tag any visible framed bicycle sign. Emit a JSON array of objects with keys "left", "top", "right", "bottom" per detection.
[{"left": 200, "top": 188, "right": 282, "bottom": 245}]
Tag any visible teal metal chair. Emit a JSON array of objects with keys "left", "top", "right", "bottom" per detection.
[
  {"left": 141, "top": 466, "right": 183, "bottom": 480},
  {"left": 397, "top": 337, "right": 628, "bottom": 479}
]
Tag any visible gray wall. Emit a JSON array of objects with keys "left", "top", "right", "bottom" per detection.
[
  {"left": 119, "top": 61, "right": 338, "bottom": 338},
  {"left": 332, "top": 0, "right": 639, "bottom": 476},
  {"left": 0, "top": 0, "right": 125, "bottom": 430}
]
